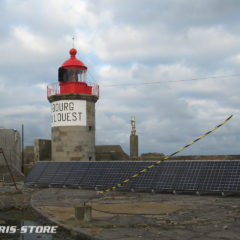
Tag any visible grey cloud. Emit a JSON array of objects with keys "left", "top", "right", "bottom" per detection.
[
  {"left": 0, "top": 0, "right": 239, "bottom": 156},
  {"left": 94, "top": 0, "right": 240, "bottom": 30}
]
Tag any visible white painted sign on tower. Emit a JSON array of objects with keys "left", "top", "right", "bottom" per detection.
[{"left": 51, "top": 100, "right": 86, "bottom": 127}]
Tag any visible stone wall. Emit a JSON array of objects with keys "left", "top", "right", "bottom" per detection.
[
  {"left": 23, "top": 145, "right": 35, "bottom": 176},
  {"left": 23, "top": 146, "right": 34, "bottom": 164},
  {"left": 0, "top": 129, "right": 21, "bottom": 172},
  {"left": 96, "top": 145, "right": 129, "bottom": 161},
  {"left": 23, "top": 140, "right": 51, "bottom": 176},
  {"left": 0, "top": 129, "right": 24, "bottom": 182},
  {"left": 140, "top": 153, "right": 240, "bottom": 161},
  {"left": 130, "top": 135, "right": 138, "bottom": 160},
  {"left": 24, "top": 144, "right": 129, "bottom": 163},
  {"left": 140, "top": 152, "right": 164, "bottom": 161},
  {"left": 34, "top": 139, "right": 51, "bottom": 162},
  {"left": 170, "top": 155, "right": 240, "bottom": 161}
]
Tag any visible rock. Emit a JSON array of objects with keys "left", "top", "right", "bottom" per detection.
[{"left": 223, "top": 225, "right": 228, "bottom": 230}]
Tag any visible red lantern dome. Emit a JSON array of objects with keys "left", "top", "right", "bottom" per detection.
[{"left": 61, "top": 48, "right": 87, "bottom": 70}]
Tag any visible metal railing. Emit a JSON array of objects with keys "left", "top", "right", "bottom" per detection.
[{"left": 47, "top": 82, "right": 99, "bottom": 98}]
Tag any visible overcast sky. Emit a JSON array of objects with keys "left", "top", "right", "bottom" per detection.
[{"left": 1, "top": 0, "right": 240, "bottom": 156}]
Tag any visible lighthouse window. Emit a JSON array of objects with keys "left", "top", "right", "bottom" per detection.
[
  {"left": 58, "top": 68, "right": 74, "bottom": 82},
  {"left": 66, "top": 69, "right": 75, "bottom": 81},
  {"left": 76, "top": 69, "right": 86, "bottom": 82},
  {"left": 58, "top": 67, "right": 64, "bottom": 82},
  {"left": 59, "top": 68, "right": 86, "bottom": 82}
]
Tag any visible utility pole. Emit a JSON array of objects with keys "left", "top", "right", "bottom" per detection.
[{"left": 21, "top": 124, "right": 24, "bottom": 174}]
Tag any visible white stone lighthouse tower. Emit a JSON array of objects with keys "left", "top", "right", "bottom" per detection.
[{"left": 47, "top": 48, "right": 99, "bottom": 161}]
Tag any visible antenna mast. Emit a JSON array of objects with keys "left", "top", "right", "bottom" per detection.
[{"left": 72, "top": 36, "right": 75, "bottom": 48}]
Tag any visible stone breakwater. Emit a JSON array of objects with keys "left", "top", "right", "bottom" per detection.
[
  {"left": 1, "top": 184, "right": 240, "bottom": 240},
  {"left": 31, "top": 188, "right": 240, "bottom": 240}
]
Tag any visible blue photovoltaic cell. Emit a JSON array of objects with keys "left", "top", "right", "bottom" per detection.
[
  {"left": 51, "top": 162, "right": 74, "bottom": 185},
  {"left": 36, "top": 162, "right": 62, "bottom": 185},
  {"left": 64, "top": 162, "right": 90, "bottom": 186},
  {"left": 24, "top": 160, "right": 240, "bottom": 194},
  {"left": 24, "top": 161, "right": 49, "bottom": 183}
]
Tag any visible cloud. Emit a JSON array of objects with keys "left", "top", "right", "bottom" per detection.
[
  {"left": 93, "top": 24, "right": 240, "bottom": 72},
  {"left": 11, "top": 26, "right": 48, "bottom": 54},
  {"left": 0, "top": 0, "right": 239, "bottom": 155}
]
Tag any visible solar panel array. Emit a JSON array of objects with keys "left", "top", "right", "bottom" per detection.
[{"left": 25, "top": 161, "right": 240, "bottom": 194}]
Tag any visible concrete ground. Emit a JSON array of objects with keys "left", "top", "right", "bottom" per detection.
[{"left": 30, "top": 188, "right": 240, "bottom": 240}]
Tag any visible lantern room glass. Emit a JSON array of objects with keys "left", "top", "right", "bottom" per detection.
[{"left": 58, "top": 68, "right": 86, "bottom": 82}]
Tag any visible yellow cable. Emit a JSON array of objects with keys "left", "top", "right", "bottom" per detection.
[{"left": 98, "top": 115, "right": 233, "bottom": 195}]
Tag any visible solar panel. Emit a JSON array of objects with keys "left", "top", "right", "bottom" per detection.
[
  {"left": 94, "top": 162, "right": 114, "bottom": 188},
  {"left": 80, "top": 162, "right": 103, "bottom": 188},
  {"left": 36, "top": 162, "right": 62, "bottom": 186},
  {"left": 153, "top": 162, "right": 179, "bottom": 191},
  {"left": 51, "top": 162, "right": 74, "bottom": 185},
  {"left": 123, "top": 162, "right": 153, "bottom": 190},
  {"left": 64, "top": 162, "right": 90, "bottom": 186},
  {"left": 24, "top": 160, "right": 240, "bottom": 195},
  {"left": 24, "top": 161, "right": 49, "bottom": 184},
  {"left": 174, "top": 161, "right": 201, "bottom": 191}
]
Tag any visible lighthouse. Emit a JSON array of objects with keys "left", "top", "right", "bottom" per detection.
[{"left": 47, "top": 48, "right": 99, "bottom": 161}]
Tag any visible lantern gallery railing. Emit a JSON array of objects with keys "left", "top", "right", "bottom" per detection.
[{"left": 47, "top": 82, "right": 99, "bottom": 98}]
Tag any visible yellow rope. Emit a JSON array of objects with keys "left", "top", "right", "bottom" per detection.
[{"left": 98, "top": 115, "right": 233, "bottom": 195}]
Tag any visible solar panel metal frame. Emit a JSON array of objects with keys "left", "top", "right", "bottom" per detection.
[{"left": 24, "top": 160, "right": 240, "bottom": 195}]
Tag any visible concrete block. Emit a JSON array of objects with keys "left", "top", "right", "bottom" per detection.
[{"left": 75, "top": 205, "right": 92, "bottom": 222}]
